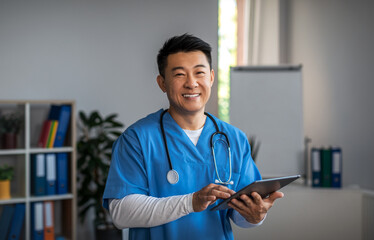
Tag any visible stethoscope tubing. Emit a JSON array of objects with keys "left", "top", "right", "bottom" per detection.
[
  {"left": 160, "top": 109, "right": 233, "bottom": 185},
  {"left": 160, "top": 110, "right": 174, "bottom": 171}
]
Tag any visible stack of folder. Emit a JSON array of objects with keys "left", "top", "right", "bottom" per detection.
[
  {"left": 0, "top": 203, "right": 25, "bottom": 240},
  {"left": 38, "top": 105, "right": 71, "bottom": 148},
  {"left": 311, "top": 146, "right": 342, "bottom": 188},
  {"left": 31, "top": 153, "right": 69, "bottom": 196},
  {"left": 31, "top": 201, "right": 56, "bottom": 240}
]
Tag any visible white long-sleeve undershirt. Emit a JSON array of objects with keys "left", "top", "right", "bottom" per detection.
[{"left": 109, "top": 194, "right": 264, "bottom": 229}]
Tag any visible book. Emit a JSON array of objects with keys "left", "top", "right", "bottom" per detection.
[
  {"left": 44, "top": 201, "right": 55, "bottom": 240},
  {"left": 31, "top": 154, "right": 46, "bottom": 196},
  {"left": 321, "top": 148, "right": 332, "bottom": 187},
  {"left": 56, "top": 153, "right": 68, "bottom": 194},
  {"left": 311, "top": 147, "right": 321, "bottom": 187},
  {"left": 38, "top": 120, "right": 52, "bottom": 148},
  {"left": 48, "top": 105, "right": 71, "bottom": 147},
  {"left": 46, "top": 153, "right": 57, "bottom": 195},
  {"left": 331, "top": 147, "right": 342, "bottom": 188},
  {"left": 46, "top": 121, "right": 58, "bottom": 148},
  {"left": 31, "top": 202, "right": 44, "bottom": 240},
  {"left": 0, "top": 205, "right": 15, "bottom": 240},
  {"left": 7, "top": 203, "right": 25, "bottom": 240}
]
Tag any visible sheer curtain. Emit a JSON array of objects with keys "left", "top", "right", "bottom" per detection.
[{"left": 237, "top": 0, "right": 283, "bottom": 65}]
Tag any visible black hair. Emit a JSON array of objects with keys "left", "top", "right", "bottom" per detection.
[{"left": 157, "top": 33, "right": 212, "bottom": 77}]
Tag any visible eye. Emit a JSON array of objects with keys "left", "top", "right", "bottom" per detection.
[
  {"left": 174, "top": 73, "right": 185, "bottom": 77},
  {"left": 196, "top": 71, "right": 206, "bottom": 76}
]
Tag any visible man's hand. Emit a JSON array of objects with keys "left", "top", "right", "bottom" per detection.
[
  {"left": 228, "top": 191, "right": 284, "bottom": 224},
  {"left": 192, "top": 184, "right": 235, "bottom": 212}
]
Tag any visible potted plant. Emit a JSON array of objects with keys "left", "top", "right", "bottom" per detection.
[
  {"left": 0, "top": 164, "right": 14, "bottom": 199},
  {"left": 77, "top": 110, "right": 124, "bottom": 240},
  {"left": 0, "top": 112, "right": 23, "bottom": 149}
]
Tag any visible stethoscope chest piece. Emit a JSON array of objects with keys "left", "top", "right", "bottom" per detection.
[{"left": 167, "top": 169, "right": 179, "bottom": 184}]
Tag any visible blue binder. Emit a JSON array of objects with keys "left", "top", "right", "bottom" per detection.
[
  {"left": 7, "top": 203, "right": 25, "bottom": 240},
  {"left": 48, "top": 105, "right": 71, "bottom": 147},
  {"left": 31, "top": 202, "right": 44, "bottom": 240},
  {"left": 331, "top": 147, "right": 342, "bottom": 188},
  {"left": 311, "top": 147, "right": 321, "bottom": 187},
  {"left": 0, "top": 205, "right": 15, "bottom": 240},
  {"left": 31, "top": 154, "right": 46, "bottom": 196},
  {"left": 56, "top": 153, "right": 68, "bottom": 194},
  {"left": 45, "top": 153, "right": 57, "bottom": 195}
]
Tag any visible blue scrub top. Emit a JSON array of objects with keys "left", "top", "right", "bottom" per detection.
[{"left": 103, "top": 109, "right": 261, "bottom": 240}]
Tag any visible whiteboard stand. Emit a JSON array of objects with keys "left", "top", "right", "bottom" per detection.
[{"left": 230, "top": 65, "right": 304, "bottom": 178}]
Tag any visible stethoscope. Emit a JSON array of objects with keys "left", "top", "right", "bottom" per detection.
[{"left": 160, "top": 109, "right": 233, "bottom": 185}]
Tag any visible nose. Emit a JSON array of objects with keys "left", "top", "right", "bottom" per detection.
[{"left": 184, "top": 74, "right": 198, "bottom": 89}]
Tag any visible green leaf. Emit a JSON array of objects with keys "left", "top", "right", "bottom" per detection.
[
  {"left": 76, "top": 110, "right": 124, "bottom": 226},
  {"left": 104, "top": 113, "right": 118, "bottom": 122},
  {"left": 79, "top": 111, "right": 88, "bottom": 125}
]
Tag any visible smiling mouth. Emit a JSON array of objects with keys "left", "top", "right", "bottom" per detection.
[{"left": 182, "top": 93, "right": 200, "bottom": 98}]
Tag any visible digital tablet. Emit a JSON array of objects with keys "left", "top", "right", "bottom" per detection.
[{"left": 210, "top": 175, "right": 300, "bottom": 211}]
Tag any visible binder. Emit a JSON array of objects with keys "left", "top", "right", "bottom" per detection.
[
  {"left": 311, "top": 147, "right": 321, "bottom": 187},
  {"left": 46, "top": 121, "right": 58, "bottom": 148},
  {"left": 31, "top": 154, "right": 46, "bottom": 196},
  {"left": 0, "top": 205, "right": 15, "bottom": 240},
  {"left": 38, "top": 120, "right": 52, "bottom": 148},
  {"left": 331, "top": 147, "right": 342, "bottom": 188},
  {"left": 44, "top": 201, "right": 55, "bottom": 240},
  {"left": 56, "top": 153, "right": 68, "bottom": 194},
  {"left": 45, "top": 153, "right": 56, "bottom": 195},
  {"left": 48, "top": 105, "right": 71, "bottom": 147},
  {"left": 7, "top": 203, "right": 25, "bottom": 240},
  {"left": 321, "top": 148, "right": 332, "bottom": 187},
  {"left": 31, "top": 202, "right": 44, "bottom": 240}
]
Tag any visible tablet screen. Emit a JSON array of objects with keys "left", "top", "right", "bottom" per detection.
[{"left": 210, "top": 175, "right": 300, "bottom": 211}]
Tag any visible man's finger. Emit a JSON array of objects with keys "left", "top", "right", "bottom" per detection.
[
  {"left": 230, "top": 197, "right": 249, "bottom": 211},
  {"left": 266, "top": 191, "right": 284, "bottom": 203},
  {"left": 211, "top": 189, "right": 231, "bottom": 199},
  {"left": 214, "top": 185, "right": 235, "bottom": 194},
  {"left": 228, "top": 202, "right": 245, "bottom": 214},
  {"left": 251, "top": 192, "right": 263, "bottom": 204}
]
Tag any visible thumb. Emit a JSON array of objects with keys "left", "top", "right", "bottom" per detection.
[{"left": 268, "top": 191, "right": 284, "bottom": 202}]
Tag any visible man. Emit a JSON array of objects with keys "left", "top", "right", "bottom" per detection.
[{"left": 103, "top": 34, "right": 283, "bottom": 239}]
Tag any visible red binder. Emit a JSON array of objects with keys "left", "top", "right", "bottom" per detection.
[{"left": 38, "top": 120, "right": 52, "bottom": 148}]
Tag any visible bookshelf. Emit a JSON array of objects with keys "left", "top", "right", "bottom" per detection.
[{"left": 0, "top": 100, "right": 76, "bottom": 240}]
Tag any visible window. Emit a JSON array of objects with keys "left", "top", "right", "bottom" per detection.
[{"left": 218, "top": 0, "right": 237, "bottom": 122}]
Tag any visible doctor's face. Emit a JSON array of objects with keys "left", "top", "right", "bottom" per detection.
[{"left": 157, "top": 51, "right": 214, "bottom": 117}]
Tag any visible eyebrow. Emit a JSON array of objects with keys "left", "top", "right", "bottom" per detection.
[{"left": 171, "top": 64, "right": 208, "bottom": 72}]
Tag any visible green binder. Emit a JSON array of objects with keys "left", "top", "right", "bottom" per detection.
[{"left": 321, "top": 148, "right": 332, "bottom": 187}]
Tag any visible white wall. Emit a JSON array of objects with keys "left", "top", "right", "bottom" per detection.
[
  {"left": 0, "top": 0, "right": 218, "bottom": 238},
  {"left": 285, "top": 0, "right": 374, "bottom": 190},
  {"left": 0, "top": 0, "right": 218, "bottom": 127}
]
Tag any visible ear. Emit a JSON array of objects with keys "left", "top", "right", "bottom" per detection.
[
  {"left": 210, "top": 69, "right": 215, "bottom": 87},
  {"left": 157, "top": 75, "right": 167, "bottom": 93}
]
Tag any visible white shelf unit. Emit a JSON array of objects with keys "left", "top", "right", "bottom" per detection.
[{"left": 0, "top": 100, "right": 76, "bottom": 240}]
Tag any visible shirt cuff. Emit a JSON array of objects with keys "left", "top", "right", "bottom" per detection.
[
  {"left": 232, "top": 210, "right": 267, "bottom": 228},
  {"left": 187, "top": 193, "right": 195, "bottom": 213}
]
